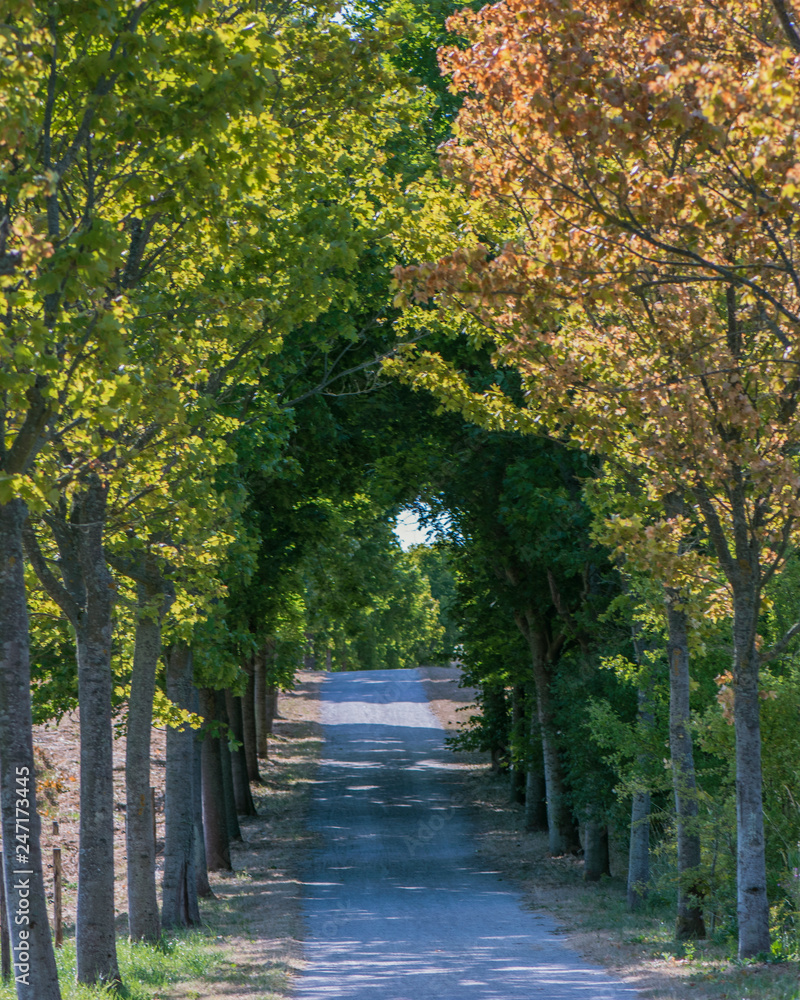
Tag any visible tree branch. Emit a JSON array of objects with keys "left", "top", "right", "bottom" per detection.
[
  {"left": 760, "top": 620, "right": 800, "bottom": 663},
  {"left": 772, "top": 0, "right": 800, "bottom": 52},
  {"left": 5, "top": 376, "right": 51, "bottom": 474},
  {"left": 22, "top": 519, "right": 78, "bottom": 626}
]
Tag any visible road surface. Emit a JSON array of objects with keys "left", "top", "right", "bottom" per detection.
[{"left": 294, "top": 668, "right": 639, "bottom": 1000}]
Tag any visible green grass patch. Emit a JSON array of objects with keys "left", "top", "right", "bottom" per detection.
[{"left": 0, "top": 929, "right": 218, "bottom": 1000}]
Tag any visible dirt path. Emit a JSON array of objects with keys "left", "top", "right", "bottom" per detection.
[{"left": 293, "top": 668, "right": 638, "bottom": 1000}]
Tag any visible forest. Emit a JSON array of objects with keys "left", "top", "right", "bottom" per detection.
[{"left": 2, "top": 0, "right": 800, "bottom": 997}]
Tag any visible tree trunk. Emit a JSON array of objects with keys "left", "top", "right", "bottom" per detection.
[
  {"left": 508, "top": 684, "right": 526, "bottom": 804},
  {"left": 241, "top": 659, "right": 261, "bottom": 783},
  {"left": 265, "top": 683, "right": 278, "bottom": 733},
  {"left": 254, "top": 648, "right": 269, "bottom": 758},
  {"left": 665, "top": 593, "right": 706, "bottom": 940},
  {"left": 192, "top": 687, "right": 213, "bottom": 899},
  {"left": 524, "top": 713, "right": 548, "bottom": 832},
  {"left": 224, "top": 690, "right": 257, "bottom": 817},
  {"left": 627, "top": 789, "right": 651, "bottom": 910},
  {"left": 482, "top": 681, "right": 508, "bottom": 771},
  {"left": 161, "top": 645, "right": 200, "bottom": 929},
  {"left": 0, "top": 499, "right": 62, "bottom": 1000},
  {"left": 125, "top": 576, "right": 164, "bottom": 943},
  {"left": 696, "top": 481, "right": 771, "bottom": 957},
  {"left": 215, "top": 693, "right": 242, "bottom": 842},
  {"left": 627, "top": 627, "right": 655, "bottom": 910},
  {"left": 73, "top": 576, "right": 120, "bottom": 978},
  {"left": 522, "top": 620, "right": 578, "bottom": 855},
  {"left": 199, "top": 689, "right": 231, "bottom": 872},
  {"left": 731, "top": 585, "right": 770, "bottom": 957},
  {"left": 584, "top": 814, "right": 611, "bottom": 882},
  {"left": 34, "top": 479, "right": 121, "bottom": 985}
]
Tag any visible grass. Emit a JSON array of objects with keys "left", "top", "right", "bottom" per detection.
[
  {"left": 0, "top": 930, "right": 218, "bottom": 1000},
  {"left": 461, "top": 764, "right": 800, "bottom": 1000}
]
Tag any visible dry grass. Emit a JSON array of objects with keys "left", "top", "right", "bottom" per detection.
[{"left": 417, "top": 666, "right": 800, "bottom": 1000}]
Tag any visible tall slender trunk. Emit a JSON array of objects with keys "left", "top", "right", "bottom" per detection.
[
  {"left": 265, "top": 684, "right": 278, "bottom": 733},
  {"left": 254, "top": 648, "right": 269, "bottom": 758},
  {"left": 216, "top": 694, "right": 242, "bottom": 841},
  {"left": 161, "top": 645, "right": 200, "bottom": 929},
  {"left": 241, "top": 658, "right": 261, "bottom": 783},
  {"left": 198, "top": 689, "right": 231, "bottom": 872},
  {"left": 192, "top": 688, "right": 213, "bottom": 898},
  {"left": 665, "top": 592, "right": 706, "bottom": 940},
  {"left": 627, "top": 788, "right": 651, "bottom": 910},
  {"left": 627, "top": 618, "right": 656, "bottom": 910},
  {"left": 583, "top": 812, "right": 611, "bottom": 882},
  {"left": 731, "top": 585, "right": 770, "bottom": 957},
  {"left": 224, "top": 691, "right": 257, "bottom": 817},
  {"left": 125, "top": 575, "right": 165, "bottom": 943},
  {"left": 72, "top": 489, "right": 120, "bottom": 985},
  {"left": 508, "top": 684, "right": 526, "bottom": 804},
  {"left": 524, "top": 711, "right": 548, "bottom": 832},
  {"left": 25, "top": 479, "right": 120, "bottom": 985},
  {"left": 518, "top": 613, "right": 578, "bottom": 855},
  {"left": 696, "top": 478, "right": 771, "bottom": 957},
  {"left": 0, "top": 499, "right": 62, "bottom": 1000}
]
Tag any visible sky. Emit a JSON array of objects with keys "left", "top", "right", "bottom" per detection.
[
  {"left": 394, "top": 509, "right": 431, "bottom": 550},
  {"left": 394, "top": 507, "right": 456, "bottom": 550}
]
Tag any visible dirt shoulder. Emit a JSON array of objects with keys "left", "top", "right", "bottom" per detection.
[
  {"left": 33, "top": 669, "right": 326, "bottom": 1000},
  {"left": 417, "top": 665, "right": 799, "bottom": 1000}
]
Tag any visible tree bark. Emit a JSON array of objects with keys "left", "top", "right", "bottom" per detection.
[
  {"left": 161, "top": 645, "right": 200, "bottom": 929},
  {"left": 520, "top": 617, "right": 578, "bottom": 855},
  {"left": 0, "top": 499, "right": 62, "bottom": 1000},
  {"left": 241, "top": 659, "right": 261, "bottom": 783},
  {"left": 125, "top": 575, "right": 164, "bottom": 943},
  {"left": 198, "top": 688, "right": 231, "bottom": 872},
  {"left": 508, "top": 684, "right": 526, "bottom": 804},
  {"left": 215, "top": 693, "right": 242, "bottom": 842},
  {"left": 731, "top": 585, "right": 770, "bottom": 957},
  {"left": 224, "top": 690, "right": 257, "bottom": 817},
  {"left": 25, "top": 479, "right": 121, "bottom": 985},
  {"left": 584, "top": 814, "right": 611, "bottom": 882},
  {"left": 254, "top": 648, "right": 269, "bottom": 758},
  {"left": 192, "top": 688, "right": 213, "bottom": 898},
  {"left": 524, "top": 713, "right": 548, "bottom": 832},
  {"left": 265, "top": 684, "right": 278, "bottom": 733},
  {"left": 73, "top": 486, "right": 120, "bottom": 985},
  {"left": 695, "top": 480, "right": 771, "bottom": 957},
  {"left": 627, "top": 789, "right": 651, "bottom": 910},
  {"left": 665, "top": 593, "right": 706, "bottom": 940}
]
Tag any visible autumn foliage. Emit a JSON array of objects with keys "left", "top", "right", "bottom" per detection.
[{"left": 395, "top": 0, "right": 800, "bottom": 958}]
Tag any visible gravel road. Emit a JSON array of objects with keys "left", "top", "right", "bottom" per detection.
[{"left": 294, "top": 668, "right": 640, "bottom": 1000}]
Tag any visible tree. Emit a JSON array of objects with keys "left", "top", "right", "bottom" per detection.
[{"left": 394, "top": 0, "right": 800, "bottom": 955}]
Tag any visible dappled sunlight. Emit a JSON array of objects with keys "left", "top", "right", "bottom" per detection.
[{"left": 295, "top": 669, "right": 638, "bottom": 1000}]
